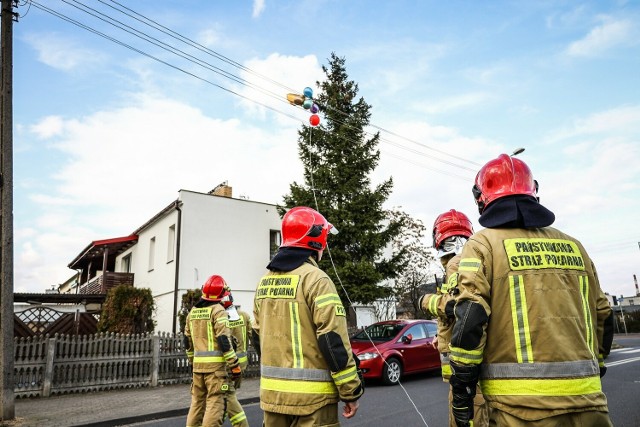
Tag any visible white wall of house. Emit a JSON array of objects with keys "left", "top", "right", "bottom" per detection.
[
  {"left": 116, "top": 190, "right": 282, "bottom": 333},
  {"left": 177, "top": 190, "right": 282, "bottom": 325}
]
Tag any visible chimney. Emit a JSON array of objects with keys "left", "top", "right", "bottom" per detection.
[
  {"left": 209, "top": 181, "right": 232, "bottom": 198},
  {"left": 635, "top": 274, "right": 639, "bottom": 297}
]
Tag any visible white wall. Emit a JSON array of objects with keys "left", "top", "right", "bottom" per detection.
[
  {"left": 117, "top": 208, "right": 180, "bottom": 333},
  {"left": 178, "top": 190, "right": 282, "bottom": 324},
  {"left": 116, "top": 191, "right": 282, "bottom": 333}
]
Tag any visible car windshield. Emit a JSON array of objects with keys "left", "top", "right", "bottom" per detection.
[{"left": 351, "top": 323, "right": 405, "bottom": 342}]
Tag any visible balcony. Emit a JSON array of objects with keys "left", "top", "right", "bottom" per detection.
[{"left": 78, "top": 272, "right": 134, "bottom": 294}]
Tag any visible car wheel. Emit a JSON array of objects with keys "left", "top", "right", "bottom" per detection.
[{"left": 382, "top": 357, "right": 402, "bottom": 385}]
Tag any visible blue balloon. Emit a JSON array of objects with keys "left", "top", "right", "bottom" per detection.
[
  {"left": 303, "top": 99, "right": 313, "bottom": 110},
  {"left": 303, "top": 87, "right": 313, "bottom": 99}
]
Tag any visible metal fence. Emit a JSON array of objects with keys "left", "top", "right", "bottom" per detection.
[{"left": 13, "top": 332, "right": 260, "bottom": 398}]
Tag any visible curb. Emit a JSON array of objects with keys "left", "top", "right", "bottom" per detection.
[{"left": 75, "top": 396, "right": 261, "bottom": 427}]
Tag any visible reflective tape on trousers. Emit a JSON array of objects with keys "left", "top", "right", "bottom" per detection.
[{"left": 480, "top": 375, "right": 602, "bottom": 396}]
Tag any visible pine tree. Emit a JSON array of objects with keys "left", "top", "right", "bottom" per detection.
[{"left": 281, "top": 53, "right": 406, "bottom": 310}]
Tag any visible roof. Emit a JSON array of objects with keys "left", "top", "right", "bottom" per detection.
[{"left": 68, "top": 234, "right": 139, "bottom": 270}]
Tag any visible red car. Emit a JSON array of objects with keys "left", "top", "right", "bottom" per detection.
[{"left": 350, "top": 319, "right": 441, "bottom": 385}]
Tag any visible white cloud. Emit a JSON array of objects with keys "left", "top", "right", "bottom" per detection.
[
  {"left": 236, "top": 53, "right": 325, "bottom": 125},
  {"left": 566, "top": 17, "right": 633, "bottom": 57},
  {"left": 23, "top": 33, "right": 107, "bottom": 71},
  {"left": 31, "top": 116, "right": 65, "bottom": 139},
  {"left": 253, "top": 0, "right": 266, "bottom": 18},
  {"left": 15, "top": 93, "right": 305, "bottom": 292}
]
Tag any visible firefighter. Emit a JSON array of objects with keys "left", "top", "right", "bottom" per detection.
[
  {"left": 418, "top": 209, "right": 489, "bottom": 427},
  {"left": 253, "top": 206, "right": 364, "bottom": 427},
  {"left": 449, "top": 154, "right": 614, "bottom": 427},
  {"left": 185, "top": 275, "right": 242, "bottom": 427},
  {"left": 221, "top": 284, "right": 251, "bottom": 427}
]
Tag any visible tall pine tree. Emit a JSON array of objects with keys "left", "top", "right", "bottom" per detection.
[{"left": 281, "top": 53, "right": 406, "bottom": 311}]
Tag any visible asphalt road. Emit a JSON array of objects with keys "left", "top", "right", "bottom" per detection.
[{"left": 131, "top": 336, "right": 640, "bottom": 427}]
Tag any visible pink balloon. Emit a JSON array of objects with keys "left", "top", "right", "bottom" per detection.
[{"left": 309, "top": 114, "right": 320, "bottom": 126}]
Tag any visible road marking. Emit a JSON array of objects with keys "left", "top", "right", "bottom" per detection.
[
  {"left": 607, "top": 356, "right": 640, "bottom": 367},
  {"left": 617, "top": 349, "right": 640, "bottom": 354}
]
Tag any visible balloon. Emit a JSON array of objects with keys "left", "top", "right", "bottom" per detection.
[
  {"left": 303, "top": 99, "right": 313, "bottom": 110},
  {"left": 309, "top": 114, "right": 320, "bottom": 126},
  {"left": 286, "top": 93, "right": 304, "bottom": 106},
  {"left": 303, "top": 87, "right": 313, "bottom": 98},
  {"left": 310, "top": 103, "right": 319, "bottom": 114}
]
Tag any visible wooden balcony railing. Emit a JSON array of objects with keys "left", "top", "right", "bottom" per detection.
[{"left": 78, "top": 272, "right": 134, "bottom": 294}]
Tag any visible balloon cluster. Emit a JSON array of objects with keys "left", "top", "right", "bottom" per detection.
[{"left": 286, "top": 87, "right": 320, "bottom": 127}]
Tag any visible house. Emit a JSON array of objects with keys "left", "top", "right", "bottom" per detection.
[{"left": 64, "top": 183, "right": 282, "bottom": 334}]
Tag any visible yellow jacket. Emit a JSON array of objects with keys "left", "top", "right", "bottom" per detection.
[
  {"left": 421, "top": 254, "right": 460, "bottom": 380},
  {"left": 253, "top": 257, "right": 363, "bottom": 415},
  {"left": 185, "top": 303, "right": 238, "bottom": 374},
  {"left": 228, "top": 310, "right": 252, "bottom": 371},
  {"left": 450, "top": 226, "right": 611, "bottom": 420}
]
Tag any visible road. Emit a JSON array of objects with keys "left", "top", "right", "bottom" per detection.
[{"left": 131, "top": 336, "right": 640, "bottom": 427}]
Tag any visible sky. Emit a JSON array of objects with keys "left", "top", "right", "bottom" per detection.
[{"left": 11, "top": 0, "right": 640, "bottom": 299}]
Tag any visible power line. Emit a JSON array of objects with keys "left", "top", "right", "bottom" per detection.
[{"left": 27, "top": 0, "right": 479, "bottom": 179}]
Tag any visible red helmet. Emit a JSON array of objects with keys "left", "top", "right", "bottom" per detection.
[
  {"left": 201, "top": 275, "right": 227, "bottom": 302},
  {"left": 432, "top": 209, "right": 474, "bottom": 249},
  {"left": 472, "top": 154, "right": 538, "bottom": 213},
  {"left": 281, "top": 206, "right": 333, "bottom": 251}
]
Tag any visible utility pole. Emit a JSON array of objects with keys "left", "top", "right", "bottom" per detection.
[{"left": 0, "top": 0, "right": 15, "bottom": 420}]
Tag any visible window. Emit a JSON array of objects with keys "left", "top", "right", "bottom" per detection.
[
  {"left": 121, "top": 254, "right": 132, "bottom": 273},
  {"left": 404, "top": 324, "right": 427, "bottom": 340},
  {"left": 167, "top": 224, "right": 176, "bottom": 263},
  {"left": 424, "top": 322, "right": 438, "bottom": 338},
  {"left": 630, "top": 299, "right": 635, "bottom": 306},
  {"left": 148, "top": 237, "right": 156, "bottom": 271},
  {"left": 269, "top": 230, "right": 281, "bottom": 259}
]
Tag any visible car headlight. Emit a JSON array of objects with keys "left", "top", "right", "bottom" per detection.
[{"left": 357, "top": 352, "right": 380, "bottom": 361}]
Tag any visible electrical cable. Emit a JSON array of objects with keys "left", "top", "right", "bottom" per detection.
[{"left": 26, "top": 0, "right": 480, "bottom": 178}]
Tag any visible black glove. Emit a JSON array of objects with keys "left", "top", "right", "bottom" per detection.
[
  {"left": 445, "top": 299, "right": 456, "bottom": 319},
  {"left": 233, "top": 375, "right": 242, "bottom": 390},
  {"left": 600, "top": 365, "right": 607, "bottom": 378},
  {"left": 450, "top": 361, "right": 479, "bottom": 427}
]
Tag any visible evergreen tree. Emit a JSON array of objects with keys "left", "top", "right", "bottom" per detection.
[{"left": 281, "top": 53, "right": 406, "bottom": 309}]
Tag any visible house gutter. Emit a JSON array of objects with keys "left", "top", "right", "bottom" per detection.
[{"left": 172, "top": 200, "right": 182, "bottom": 335}]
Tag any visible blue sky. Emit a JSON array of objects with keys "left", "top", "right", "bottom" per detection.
[{"left": 13, "top": 0, "right": 640, "bottom": 299}]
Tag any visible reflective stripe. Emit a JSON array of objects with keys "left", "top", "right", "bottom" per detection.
[
  {"left": 228, "top": 411, "right": 247, "bottom": 425},
  {"left": 261, "top": 365, "right": 333, "bottom": 381},
  {"left": 315, "top": 293, "right": 341, "bottom": 308},
  {"left": 428, "top": 294, "right": 441, "bottom": 317},
  {"left": 442, "top": 272, "right": 458, "bottom": 293},
  {"left": 229, "top": 411, "right": 247, "bottom": 425},
  {"left": 331, "top": 366, "right": 358, "bottom": 385},
  {"left": 580, "top": 275, "right": 595, "bottom": 357},
  {"left": 480, "top": 375, "right": 602, "bottom": 396},
  {"left": 194, "top": 350, "right": 223, "bottom": 357},
  {"left": 441, "top": 363, "right": 452, "bottom": 377},
  {"left": 289, "top": 302, "right": 303, "bottom": 369},
  {"left": 480, "top": 359, "right": 599, "bottom": 379},
  {"left": 450, "top": 347, "right": 483, "bottom": 365},
  {"left": 261, "top": 377, "right": 337, "bottom": 394},
  {"left": 459, "top": 258, "right": 481, "bottom": 272},
  {"left": 509, "top": 275, "right": 533, "bottom": 363},
  {"left": 223, "top": 349, "right": 236, "bottom": 362},
  {"left": 194, "top": 356, "right": 225, "bottom": 363}
]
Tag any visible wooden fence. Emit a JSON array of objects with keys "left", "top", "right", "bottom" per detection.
[{"left": 13, "top": 332, "right": 260, "bottom": 398}]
